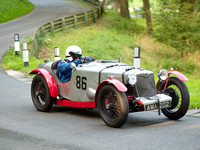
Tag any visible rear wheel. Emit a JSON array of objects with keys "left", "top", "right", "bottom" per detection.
[
  {"left": 97, "top": 85, "right": 129, "bottom": 128},
  {"left": 31, "top": 75, "right": 53, "bottom": 112},
  {"left": 161, "top": 77, "right": 190, "bottom": 120}
]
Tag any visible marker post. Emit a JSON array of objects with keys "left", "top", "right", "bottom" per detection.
[
  {"left": 14, "top": 34, "right": 20, "bottom": 56},
  {"left": 134, "top": 47, "right": 140, "bottom": 68},
  {"left": 54, "top": 47, "right": 60, "bottom": 60},
  {"left": 23, "top": 42, "right": 29, "bottom": 67}
]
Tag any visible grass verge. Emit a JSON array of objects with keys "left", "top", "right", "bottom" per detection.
[
  {"left": 0, "top": 0, "right": 34, "bottom": 23},
  {"left": 1, "top": 11, "right": 200, "bottom": 108}
]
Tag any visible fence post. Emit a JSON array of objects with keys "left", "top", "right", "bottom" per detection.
[
  {"left": 50, "top": 22, "right": 54, "bottom": 34},
  {"left": 36, "top": 32, "right": 40, "bottom": 58},
  {"left": 100, "top": 3, "right": 104, "bottom": 15},
  {"left": 97, "top": 7, "right": 100, "bottom": 18},
  {"left": 62, "top": 18, "right": 66, "bottom": 31},
  {"left": 32, "top": 36, "right": 36, "bottom": 56},
  {"left": 74, "top": 15, "right": 77, "bottom": 28},
  {"left": 84, "top": 12, "right": 88, "bottom": 25},
  {"left": 92, "top": 10, "right": 96, "bottom": 23},
  {"left": 41, "top": 27, "right": 45, "bottom": 38}
]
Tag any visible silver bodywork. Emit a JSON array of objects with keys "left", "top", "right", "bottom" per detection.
[{"left": 38, "top": 60, "right": 171, "bottom": 109}]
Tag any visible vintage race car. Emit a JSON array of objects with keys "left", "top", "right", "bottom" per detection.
[{"left": 30, "top": 57, "right": 190, "bottom": 128}]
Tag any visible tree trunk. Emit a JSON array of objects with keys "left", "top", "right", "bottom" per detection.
[
  {"left": 119, "top": 0, "right": 130, "bottom": 19},
  {"left": 143, "top": 0, "right": 153, "bottom": 34},
  {"left": 188, "top": 0, "right": 196, "bottom": 12},
  {"left": 181, "top": 0, "right": 197, "bottom": 12},
  {"left": 103, "top": 0, "right": 108, "bottom": 5}
]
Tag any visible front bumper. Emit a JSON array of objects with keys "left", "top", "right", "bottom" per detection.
[{"left": 137, "top": 94, "right": 172, "bottom": 111}]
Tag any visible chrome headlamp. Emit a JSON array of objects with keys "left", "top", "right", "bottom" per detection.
[
  {"left": 128, "top": 74, "right": 137, "bottom": 86},
  {"left": 157, "top": 69, "right": 168, "bottom": 81}
]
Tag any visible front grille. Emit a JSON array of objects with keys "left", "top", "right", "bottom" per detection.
[{"left": 136, "top": 73, "right": 157, "bottom": 97}]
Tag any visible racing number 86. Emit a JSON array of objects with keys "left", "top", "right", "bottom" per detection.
[{"left": 76, "top": 76, "right": 87, "bottom": 90}]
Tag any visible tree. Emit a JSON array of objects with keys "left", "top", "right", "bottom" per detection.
[
  {"left": 143, "top": 0, "right": 152, "bottom": 34},
  {"left": 153, "top": 0, "right": 200, "bottom": 53},
  {"left": 181, "top": 0, "right": 197, "bottom": 12},
  {"left": 119, "top": 0, "right": 130, "bottom": 19}
]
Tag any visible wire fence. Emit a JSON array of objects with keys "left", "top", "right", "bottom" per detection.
[{"left": 32, "top": 0, "right": 103, "bottom": 58}]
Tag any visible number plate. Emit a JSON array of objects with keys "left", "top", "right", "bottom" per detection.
[
  {"left": 145, "top": 101, "right": 171, "bottom": 111},
  {"left": 160, "top": 101, "right": 171, "bottom": 109}
]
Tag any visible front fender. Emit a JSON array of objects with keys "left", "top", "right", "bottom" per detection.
[
  {"left": 168, "top": 70, "right": 188, "bottom": 81},
  {"left": 94, "top": 78, "right": 127, "bottom": 105},
  {"left": 29, "top": 68, "right": 59, "bottom": 97}
]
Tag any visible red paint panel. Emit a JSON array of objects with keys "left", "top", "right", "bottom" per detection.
[
  {"left": 30, "top": 68, "right": 59, "bottom": 97},
  {"left": 105, "top": 78, "right": 127, "bottom": 92},
  {"left": 94, "top": 78, "right": 127, "bottom": 104},
  {"left": 56, "top": 99, "right": 96, "bottom": 108},
  {"left": 168, "top": 70, "right": 188, "bottom": 81}
]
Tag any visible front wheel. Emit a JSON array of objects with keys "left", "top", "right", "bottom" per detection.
[
  {"left": 160, "top": 77, "right": 190, "bottom": 120},
  {"left": 31, "top": 74, "right": 53, "bottom": 112},
  {"left": 97, "top": 85, "right": 129, "bottom": 128}
]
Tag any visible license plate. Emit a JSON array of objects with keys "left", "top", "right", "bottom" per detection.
[
  {"left": 145, "top": 101, "right": 171, "bottom": 111},
  {"left": 160, "top": 101, "right": 171, "bottom": 109}
]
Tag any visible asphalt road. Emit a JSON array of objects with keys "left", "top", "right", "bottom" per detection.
[{"left": 0, "top": 1, "right": 200, "bottom": 150}]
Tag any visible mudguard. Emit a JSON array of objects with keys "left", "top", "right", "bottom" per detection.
[
  {"left": 95, "top": 78, "right": 127, "bottom": 104},
  {"left": 29, "top": 68, "right": 59, "bottom": 97},
  {"left": 168, "top": 70, "right": 188, "bottom": 81}
]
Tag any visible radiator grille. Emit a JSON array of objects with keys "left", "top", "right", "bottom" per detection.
[{"left": 136, "top": 73, "right": 157, "bottom": 97}]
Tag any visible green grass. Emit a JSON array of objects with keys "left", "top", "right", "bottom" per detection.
[
  {"left": 0, "top": 0, "right": 34, "bottom": 23},
  {"left": 1, "top": 11, "right": 200, "bottom": 108},
  {"left": 186, "top": 79, "right": 200, "bottom": 109},
  {"left": 1, "top": 48, "right": 43, "bottom": 76}
]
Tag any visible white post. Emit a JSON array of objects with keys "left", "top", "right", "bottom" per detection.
[
  {"left": 23, "top": 42, "right": 29, "bottom": 67},
  {"left": 134, "top": 47, "right": 140, "bottom": 68},
  {"left": 14, "top": 34, "right": 20, "bottom": 56},
  {"left": 54, "top": 47, "right": 60, "bottom": 60}
]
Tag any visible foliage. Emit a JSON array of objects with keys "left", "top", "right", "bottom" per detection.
[
  {"left": 0, "top": 0, "right": 34, "bottom": 23},
  {"left": 152, "top": 0, "right": 200, "bottom": 53},
  {"left": 98, "top": 11, "right": 144, "bottom": 34}
]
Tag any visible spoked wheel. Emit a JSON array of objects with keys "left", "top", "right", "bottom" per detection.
[
  {"left": 161, "top": 77, "right": 190, "bottom": 120},
  {"left": 97, "top": 85, "right": 129, "bottom": 128},
  {"left": 31, "top": 75, "right": 53, "bottom": 112}
]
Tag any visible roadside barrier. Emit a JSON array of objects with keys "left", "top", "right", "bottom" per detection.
[{"left": 32, "top": 0, "right": 104, "bottom": 58}]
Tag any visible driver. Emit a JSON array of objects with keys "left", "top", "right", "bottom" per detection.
[{"left": 57, "top": 45, "right": 95, "bottom": 83}]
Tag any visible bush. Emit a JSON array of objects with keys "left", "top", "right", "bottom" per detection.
[{"left": 152, "top": 0, "right": 200, "bottom": 53}]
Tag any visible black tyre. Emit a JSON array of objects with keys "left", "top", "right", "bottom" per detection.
[
  {"left": 31, "top": 75, "right": 53, "bottom": 112},
  {"left": 97, "top": 85, "right": 129, "bottom": 128},
  {"left": 161, "top": 77, "right": 190, "bottom": 120}
]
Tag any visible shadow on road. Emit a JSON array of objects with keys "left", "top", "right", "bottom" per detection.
[
  {"left": 50, "top": 106, "right": 183, "bottom": 128},
  {"left": 51, "top": 106, "right": 100, "bottom": 118}
]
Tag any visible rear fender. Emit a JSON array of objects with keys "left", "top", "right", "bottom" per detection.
[
  {"left": 168, "top": 70, "right": 188, "bottom": 81},
  {"left": 29, "top": 68, "right": 59, "bottom": 97},
  {"left": 95, "top": 78, "right": 127, "bottom": 106}
]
